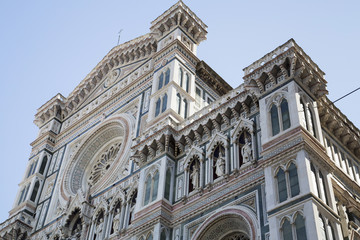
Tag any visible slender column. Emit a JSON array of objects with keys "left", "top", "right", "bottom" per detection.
[
  {"left": 200, "top": 160, "right": 204, "bottom": 188},
  {"left": 251, "top": 133, "right": 255, "bottom": 163},
  {"left": 225, "top": 144, "right": 229, "bottom": 175},
  {"left": 208, "top": 157, "right": 213, "bottom": 184},
  {"left": 81, "top": 222, "right": 89, "bottom": 240},
  {"left": 184, "top": 170, "right": 189, "bottom": 197},
  {"left": 88, "top": 221, "right": 95, "bottom": 240},
  {"left": 102, "top": 212, "right": 109, "bottom": 239},
  {"left": 105, "top": 211, "right": 113, "bottom": 238},
  {"left": 234, "top": 143, "right": 239, "bottom": 170},
  {"left": 119, "top": 203, "right": 126, "bottom": 231},
  {"left": 122, "top": 202, "right": 130, "bottom": 230}
]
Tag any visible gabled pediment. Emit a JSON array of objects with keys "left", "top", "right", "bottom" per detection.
[
  {"left": 184, "top": 145, "right": 204, "bottom": 170},
  {"left": 231, "top": 118, "right": 254, "bottom": 142},
  {"left": 34, "top": 34, "right": 157, "bottom": 127},
  {"left": 206, "top": 131, "right": 228, "bottom": 157},
  {"left": 76, "top": 59, "right": 149, "bottom": 110}
]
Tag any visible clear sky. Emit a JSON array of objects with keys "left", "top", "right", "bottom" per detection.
[{"left": 0, "top": 0, "right": 359, "bottom": 222}]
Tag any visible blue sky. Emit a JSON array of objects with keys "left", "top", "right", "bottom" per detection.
[{"left": 0, "top": 0, "right": 359, "bottom": 222}]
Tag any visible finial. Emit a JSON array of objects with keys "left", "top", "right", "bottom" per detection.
[{"left": 117, "top": 29, "right": 123, "bottom": 46}]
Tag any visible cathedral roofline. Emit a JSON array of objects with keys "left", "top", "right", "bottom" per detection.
[
  {"left": 318, "top": 96, "right": 360, "bottom": 158},
  {"left": 243, "top": 38, "right": 325, "bottom": 77},
  {"left": 196, "top": 61, "right": 233, "bottom": 96}
]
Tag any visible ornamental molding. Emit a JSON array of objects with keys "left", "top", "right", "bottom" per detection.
[
  {"left": 150, "top": 1, "right": 207, "bottom": 44},
  {"left": 34, "top": 35, "right": 156, "bottom": 128},
  {"left": 60, "top": 114, "right": 133, "bottom": 202},
  {"left": 318, "top": 96, "right": 360, "bottom": 159}
]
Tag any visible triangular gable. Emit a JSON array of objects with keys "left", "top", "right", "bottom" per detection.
[
  {"left": 61, "top": 34, "right": 156, "bottom": 118},
  {"left": 231, "top": 118, "right": 254, "bottom": 143},
  {"left": 184, "top": 145, "right": 204, "bottom": 170},
  {"left": 206, "top": 131, "right": 228, "bottom": 158},
  {"left": 76, "top": 59, "right": 149, "bottom": 110}
]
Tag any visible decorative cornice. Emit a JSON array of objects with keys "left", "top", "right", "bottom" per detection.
[
  {"left": 243, "top": 39, "right": 328, "bottom": 99},
  {"left": 318, "top": 96, "right": 360, "bottom": 159},
  {"left": 150, "top": 1, "right": 207, "bottom": 44},
  {"left": 196, "top": 61, "right": 233, "bottom": 96}
]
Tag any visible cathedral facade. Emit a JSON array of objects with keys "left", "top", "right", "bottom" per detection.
[{"left": 1, "top": 2, "right": 360, "bottom": 240}]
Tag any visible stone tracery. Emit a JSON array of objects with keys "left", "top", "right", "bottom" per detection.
[{"left": 88, "top": 142, "right": 121, "bottom": 186}]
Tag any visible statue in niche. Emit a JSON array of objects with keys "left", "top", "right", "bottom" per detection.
[
  {"left": 190, "top": 162, "right": 200, "bottom": 190},
  {"left": 96, "top": 218, "right": 104, "bottom": 238},
  {"left": 241, "top": 137, "right": 252, "bottom": 163},
  {"left": 215, "top": 151, "right": 225, "bottom": 177},
  {"left": 112, "top": 208, "right": 120, "bottom": 234}
]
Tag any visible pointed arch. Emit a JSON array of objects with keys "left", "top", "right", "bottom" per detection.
[
  {"left": 179, "top": 68, "right": 183, "bottom": 87},
  {"left": 39, "top": 155, "right": 48, "bottom": 175},
  {"left": 192, "top": 206, "right": 259, "bottom": 240},
  {"left": 158, "top": 72, "right": 164, "bottom": 90},
  {"left": 162, "top": 94, "right": 168, "bottom": 113},
  {"left": 30, "top": 180, "right": 40, "bottom": 202},
  {"left": 155, "top": 98, "right": 161, "bottom": 117},
  {"left": 165, "top": 68, "right": 170, "bottom": 85},
  {"left": 185, "top": 73, "right": 190, "bottom": 92},
  {"left": 281, "top": 217, "right": 293, "bottom": 240}
]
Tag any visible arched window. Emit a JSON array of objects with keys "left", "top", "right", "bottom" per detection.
[
  {"left": 160, "top": 229, "right": 167, "bottom": 240},
  {"left": 39, "top": 156, "right": 48, "bottom": 175},
  {"left": 139, "top": 237, "right": 144, "bottom": 240},
  {"left": 310, "top": 163, "right": 320, "bottom": 198},
  {"left": 276, "top": 168, "right": 287, "bottom": 203},
  {"left": 24, "top": 185, "right": 30, "bottom": 202},
  {"left": 30, "top": 181, "right": 40, "bottom": 202},
  {"left": 319, "top": 171, "right": 329, "bottom": 205},
  {"left": 152, "top": 171, "right": 159, "bottom": 201},
  {"left": 282, "top": 218, "right": 293, "bottom": 240},
  {"left": 179, "top": 68, "right": 183, "bottom": 87},
  {"left": 183, "top": 99, "right": 188, "bottom": 118},
  {"left": 144, "top": 171, "right": 159, "bottom": 206},
  {"left": 300, "top": 99, "right": 308, "bottom": 130},
  {"left": 271, "top": 104, "right": 280, "bottom": 136},
  {"left": 162, "top": 94, "right": 167, "bottom": 113},
  {"left": 18, "top": 188, "right": 26, "bottom": 205},
  {"left": 328, "top": 223, "right": 335, "bottom": 240},
  {"left": 27, "top": 163, "right": 34, "bottom": 178},
  {"left": 238, "top": 131, "right": 251, "bottom": 168},
  {"left": 164, "top": 168, "right": 172, "bottom": 201},
  {"left": 185, "top": 73, "right": 190, "bottom": 92},
  {"left": 275, "top": 162, "right": 300, "bottom": 203},
  {"left": 158, "top": 73, "right": 164, "bottom": 90},
  {"left": 270, "top": 98, "right": 291, "bottom": 136},
  {"left": 155, "top": 98, "right": 161, "bottom": 117},
  {"left": 32, "top": 160, "right": 38, "bottom": 175},
  {"left": 295, "top": 214, "right": 307, "bottom": 240},
  {"left": 309, "top": 108, "right": 317, "bottom": 138},
  {"left": 319, "top": 215, "right": 327, "bottom": 240},
  {"left": 281, "top": 99, "right": 291, "bottom": 130},
  {"left": 144, "top": 175, "right": 151, "bottom": 206},
  {"left": 212, "top": 145, "right": 225, "bottom": 180},
  {"left": 128, "top": 190, "right": 137, "bottom": 226},
  {"left": 165, "top": 69, "right": 170, "bottom": 85},
  {"left": 177, "top": 93, "right": 181, "bottom": 115},
  {"left": 146, "top": 233, "right": 153, "bottom": 240},
  {"left": 288, "top": 163, "right": 300, "bottom": 197}
]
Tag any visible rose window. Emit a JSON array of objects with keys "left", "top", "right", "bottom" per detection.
[{"left": 88, "top": 142, "right": 121, "bottom": 186}]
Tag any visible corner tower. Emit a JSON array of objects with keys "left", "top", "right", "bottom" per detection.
[{"left": 146, "top": 1, "right": 208, "bottom": 126}]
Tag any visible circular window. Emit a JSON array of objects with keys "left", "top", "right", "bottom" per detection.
[{"left": 62, "top": 116, "right": 132, "bottom": 197}]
